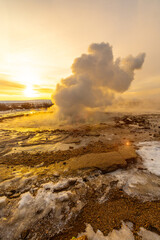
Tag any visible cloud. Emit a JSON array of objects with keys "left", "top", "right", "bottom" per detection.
[
  {"left": 33, "top": 86, "right": 53, "bottom": 94},
  {"left": 53, "top": 42, "right": 145, "bottom": 120},
  {"left": 0, "top": 79, "right": 25, "bottom": 90}
]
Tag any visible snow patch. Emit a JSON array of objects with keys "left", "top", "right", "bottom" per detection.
[
  {"left": 110, "top": 169, "right": 160, "bottom": 201},
  {"left": 78, "top": 222, "right": 134, "bottom": 240},
  {"left": 0, "top": 196, "right": 7, "bottom": 207},
  {"left": 43, "top": 178, "right": 77, "bottom": 191},
  {"left": 18, "top": 192, "right": 34, "bottom": 209},
  {"left": 0, "top": 175, "right": 37, "bottom": 192},
  {"left": 139, "top": 227, "right": 160, "bottom": 240},
  {"left": 137, "top": 141, "right": 160, "bottom": 176},
  {"left": 0, "top": 178, "right": 85, "bottom": 240},
  {"left": 79, "top": 222, "right": 160, "bottom": 240}
]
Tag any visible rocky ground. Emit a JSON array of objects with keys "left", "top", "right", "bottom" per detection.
[{"left": 0, "top": 111, "right": 160, "bottom": 240}]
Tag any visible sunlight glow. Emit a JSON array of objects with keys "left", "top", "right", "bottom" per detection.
[
  {"left": 14, "top": 65, "right": 41, "bottom": 98},
  {"left": 24, "top": 85, "right": 38, "bottom": 98},
  {"left": 15, "top": 66, "right": 41, "bottom": 85},
  {"left": 126, "top": 141, "right": 131, "bottom": 146}
]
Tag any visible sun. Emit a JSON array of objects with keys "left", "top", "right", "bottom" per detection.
[
  {"left": 14, "top": 66, "right": 40, "bottom": 98},
  {"left": 24, "top": 85, "right": 38, "bottom": 98}
]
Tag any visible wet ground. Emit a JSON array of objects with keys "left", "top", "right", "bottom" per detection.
[{"left": 0, "top": 111, "right": 160, "bottom": 240}]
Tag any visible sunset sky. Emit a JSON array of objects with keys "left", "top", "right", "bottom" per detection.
[{"left": 0, "top": 0, "right": 160, "bottom": 101}]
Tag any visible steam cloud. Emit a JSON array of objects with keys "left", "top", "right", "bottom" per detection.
[{"left": 53, "top": 42, "right": 145, "bottom": 120}]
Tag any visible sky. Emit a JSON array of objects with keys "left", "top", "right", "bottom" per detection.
[{"left": 0, "top": 0, "right": 160, "bottom": 101}]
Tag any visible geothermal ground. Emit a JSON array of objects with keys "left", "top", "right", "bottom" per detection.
[{"left": 0, "top": 110, "right": 160, "bottom": 240}]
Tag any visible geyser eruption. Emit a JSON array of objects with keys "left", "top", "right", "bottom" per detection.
[{"left": 53, "top": 42, "right": 145, "bottom": 120}]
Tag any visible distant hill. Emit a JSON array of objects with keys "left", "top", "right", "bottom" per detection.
[{"left": 0, "top": 99, "right": 53, "bottom": 111}]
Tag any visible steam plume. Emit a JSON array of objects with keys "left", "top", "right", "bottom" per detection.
[{"left": 53, "top": 42, "right": 145, "bottom": 120}]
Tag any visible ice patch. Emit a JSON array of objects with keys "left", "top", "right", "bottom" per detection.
[
  {"left": 4, "top": 141, "right": 88, "bottom": 155},
  {"left": 43, "top": 178, "right": 77, "bottom": 191},
  {"left": 0, "top": 178, "right": 86, "bottom": 240},
  {"left": 137, "top": 141, "right": 160, "bottom": 176},
  {"left": 78, "top": 222, "right": 134, "bottom": 240},
  {"left": 0, "top": 196, "right": 7, "bottom": 211},
  {"left": 79, "top": 222, "right": 160, "bottom": 240},
  {"left": 0, "top": 175, "right": 37, "bottom": 192},
  {"left": 139, "top": 227, "right": 160, "bottom": 240},
  {"left": 0, "top": 196, "right": 7, "bottom": 205},
  {"left": 110, "top": 169, "right": 160, "bottom": 201},
  {"left": 18, "top": 192, "right": 34, "bottom": 209},
  {"left": 0, "top": 187, "right": 71, "bottom": 239}
]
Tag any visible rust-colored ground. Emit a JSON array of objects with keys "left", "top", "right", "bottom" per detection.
[
  {"left": 52, "top": 189, "right": 160, "bottom": 240},
  {"left": 0, "top": 141, "right": 120, "bottom": 167}
]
